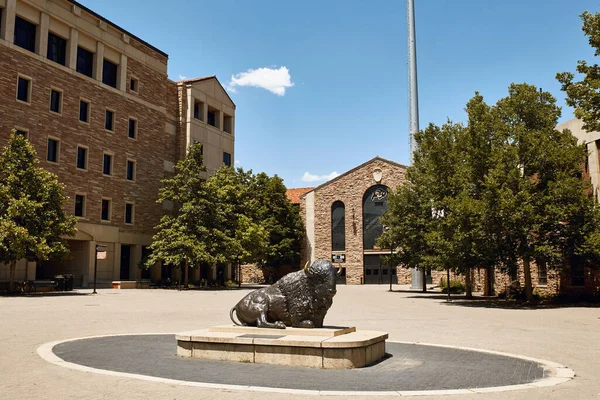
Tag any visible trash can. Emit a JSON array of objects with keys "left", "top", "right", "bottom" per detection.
[
  {"left": 64, "top": 274, "right": 74, "bottom": 291},
  {"left": 54, "top": 275, "right": 65, "bottom": 291}
]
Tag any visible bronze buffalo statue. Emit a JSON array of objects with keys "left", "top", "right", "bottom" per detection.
[{"left": 230, "top": 259, "right": 341, "bottom": 329}]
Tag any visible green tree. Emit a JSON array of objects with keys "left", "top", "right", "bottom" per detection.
[
  {"left": 252, "top": 172, "right": 304, "bottom": 270},
  {"left": 557, "top": 11, "right": 600, "bottom": 132},
  {"left": 146, "top": 143, "right": 215, "bottom": 287},
  {"left": 0, "top": 131, "right": 76, "bottom": 292}
]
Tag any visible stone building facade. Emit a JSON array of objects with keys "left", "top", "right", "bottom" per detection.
[{"left": 0, "top": 0, "right": 235, "bottom": 287}]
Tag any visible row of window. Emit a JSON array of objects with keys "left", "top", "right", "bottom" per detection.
[
  {"left": 74, "top": 195, "right": 135, "bottom": 225},
  {"left": 7, "top": 13, "right": 139, "bottom": 92},
  {"left": 16, "top": 75, "right": 138, "bottom": 138},
  {"left": 193, "top": 101, "right": 234, "bottom": 134},
  {"left": 12, "top": 132, "right": 136, "bottom": 180}
]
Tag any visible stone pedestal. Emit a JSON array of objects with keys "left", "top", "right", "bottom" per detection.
[{"left": 176, "top": 325, "right": 387, "bottom": 369}]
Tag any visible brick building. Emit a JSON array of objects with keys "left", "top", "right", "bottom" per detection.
[{"left": 0, "top": 0, "right": 235, "bottom": 287}]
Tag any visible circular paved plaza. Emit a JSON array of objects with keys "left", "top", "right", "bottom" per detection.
[{"left": 1, "top": 286, "right": 598, "bottom": 399}]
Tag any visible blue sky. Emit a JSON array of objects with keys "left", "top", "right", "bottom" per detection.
[{"left": 85, "top": 0, "right": 600, "bottom": 187}]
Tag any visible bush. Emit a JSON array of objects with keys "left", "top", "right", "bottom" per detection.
[{"left": 439, "top": 278, "right": 465, "bottom": 294}]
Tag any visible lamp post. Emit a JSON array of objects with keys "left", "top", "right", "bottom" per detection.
[{"left": 93, "top": 244, "right": 107, "bottom": 294}]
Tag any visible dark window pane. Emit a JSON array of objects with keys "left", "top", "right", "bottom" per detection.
[
  {"left": 76, "top": 47, "right": 94, "bottom": 77},
  {"left": 223, "top": 152, "right": 231, "bottom": 167},
  {"left": 17, "top": 77, "right": 29, "bottom": 102},
  {"left": 47, "top": 32, "right": 66, "bottom": 65},
  {"left": 332, "top": 201, "right": 345, "bottom": 251},
  {"left": 103, "top": 154, "right": 112, "bottom": 175},
  {"left": 50, "top": 90, "right": 61, "bottom": 113},
  {"left": 47, "top": 139, "right": 58, "bottom": 162},
  {"left": 125, "top": 204, "right": 133, "bottom": 224},
  {"left": 75, "top": 195, "right": 84, "bottom": 217},
  {"left": 101, "top": 199, "right": 110, "bottom": 220},
  {"left": 102, "top": 59, "right": 118, "bottom": 88},
  {"left": 130, "top": 78, "right": 137, "bottom": 91},
  {"left": 77, "top": 147, "right": 87, "bottom": 169},
  {"left": 105, "top": 110, "right": 114, "bottom": 131},
  {"left": 193, "top": 103, "right": 199, "bottom": 119},
  {"left": 128, "top": 119, "right": 136, "bottom": 138},
  {"left": 79, "top": 101, "right": 89, "bottom": 122},
  {"left": 207, "top": 110, "right": 216, "bottom": 127},
  {"left": 15, "top": 129, "right": 27, "bottom": 137},
  {"left": 363, "top": 185, "right": 389, "bottom": 250},
  {"left": 571, "top": 258, "right": 585, "bottom": 286},
  {"left": 126, "top": 161, "right": 134, "bottom": 180},
  {"left": 14, "top": 16, "right": 36, "bottom": 52}
]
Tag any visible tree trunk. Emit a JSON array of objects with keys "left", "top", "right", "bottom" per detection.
[
  {"left": 421, "top": 267, "right": 427, "bottom": 292},
  {"left": 447, "top": 268, "right": 451, "bottom": 302},
  {"left": 465, "top": 269, "right": 473, "bottom": 299},
  {"left": 523, "top": 255, "right": 533, "bottom": 302},
  {"left": 9, "top": 260, "right": 16, "bottom": 293},
  {"left": 183, "top": 259, "right": 189, "bottom": 288}
]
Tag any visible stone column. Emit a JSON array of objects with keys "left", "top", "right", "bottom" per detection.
[
  {"left": 67, "top": 27, "right": 78, "bottom": 70},
  {"left": 130, "top": 244, "right": 142, "bottom": 281},
  {"left": 118, "top": 53, "right": 127, "bottom": 91},
  {"left": 2, "top": 0, "right": 16, "bottom": 43},
  {"left": 112, "top": 243, "right": 121, "bottom": 281},
  {"left": 37, "top": 12, "right": 49, "bottom": 57},
  {"left": 84, "top": 240, "right": 96, "bottom": 288},
  {"left": 94, "top": 41, "right": 104, "bottom": 82}
]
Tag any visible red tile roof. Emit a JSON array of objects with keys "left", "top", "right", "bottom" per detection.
[{"left": 286, "top": 188, "right": 314, "bottom": 204}]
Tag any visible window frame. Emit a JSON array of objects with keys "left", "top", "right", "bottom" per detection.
[
  {"left": 105, "top": 108, "right": 115, "bottom": 132},
  {"left": 125, "top": 159, "right": 136, "bottom": 182},
  {"left": 331, "top": 201, "right": 346, "bottom": 252},
  {"left": 124, "top": 202, "right": 135, "bottom": 225},
  {"left": 129, "top": 76, "right": 139, "bottom": 93},
  {"left": 14, "top": 127, "right": 29, "bottom": 139},
  {"left": 47, "top": 31, "right": 67, "bottom": 66},
  {"left": 13, "top": 15, "right": 37, "bottom": 53},
  {"left": 223, "top": 151, "right": 232, "bottom": 167},
  {"left": 102, "top": 152, "right": 114, "bottom": 176},
  {"left": 100, "top": 197, "right": 112, "bottom": 222},
  {"left": 128, "top": 117, "right": 137, "bottom": 139},
  {"left": 76, "top": 46, "right": 95, "bottom": 78},
  {"left": 16, "top": 74, "right": 32, "bottom": 105},
  {"left": 102, "top": 58, "right": 118, "bottom": 88},
  {"left": 49, "top": 87, "right": 63, "bottom": 115},
  {"left": 79, "top": 98, "right": 91, "bottom": 123},
  {"left": 74, "top": 193, "right": 86, "bottom": 218},
  {"left": 46, "top": 136, "right": 60, "bottom": 164},
  {"left": 76, "top": 145, "right": 89, "bottom": 171}
]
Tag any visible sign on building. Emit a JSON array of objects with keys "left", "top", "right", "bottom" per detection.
[
  {"left": 97, "top": 251, "right": 107, "bottom": 260},
  {"left": 332, "top": 254, "right": 345, "bottom": 263}
]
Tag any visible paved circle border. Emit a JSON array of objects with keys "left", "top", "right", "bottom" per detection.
[{"left": 37, "top": 332, "right": 575, "bottom": 397}]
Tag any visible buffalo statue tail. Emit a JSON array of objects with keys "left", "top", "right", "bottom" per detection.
[{"left": 230, "top": 306, "right": 243, "bottom": 326}]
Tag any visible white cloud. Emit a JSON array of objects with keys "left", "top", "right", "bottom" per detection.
[
  {"left": 235, "top": 160, "right": 241, "bottom": 165},
  {"left": 227, "top": 66, "right": 294, "bottom": 96},
  {"left": 301, "top": 171, "right": 340, "bottom": 183},
  {"left": 178, "top": 74, "right": 187, "bottom": 80}
]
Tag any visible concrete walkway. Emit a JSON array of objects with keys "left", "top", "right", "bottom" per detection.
[{"left": 1, "top": 285, "right": 599, "bottom": 399}]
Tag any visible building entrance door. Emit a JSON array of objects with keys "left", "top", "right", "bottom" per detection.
[
  {"left": 120, "top": 245, "right": 131, "bottom": 280},
  {"left": 363, "top": 254, "right": 397, "bottom": 284}
]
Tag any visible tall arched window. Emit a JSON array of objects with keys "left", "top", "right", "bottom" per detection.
[
  {"left": 363, "top": 185, "right": 389, "bottom": 250},
  {"left": 331, "top": 201, "right": 345, "bottom": 251}
]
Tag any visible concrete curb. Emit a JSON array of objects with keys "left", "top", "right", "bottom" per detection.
[{"left": 37, "top": 333, "right": 575, "bottom": 397}]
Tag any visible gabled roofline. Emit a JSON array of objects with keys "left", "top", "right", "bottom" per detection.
[
  {"left": 67, "top": 0, "right": 168, "bottom": 58},
  {"left": 299, "top": 157, "right": 407, "bottom": 198},
  {"left": 176, "top": 76, "right": 236, "bottom": 109}
]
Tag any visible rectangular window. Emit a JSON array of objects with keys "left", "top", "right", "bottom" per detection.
[
  {"left": 15, "top": 129, "right": 28, "bottom": 138},
  {"left": 207, "top": 109, "right": 217, "bottom": 127},
  {"left": 130, "top": 77, "right": 138, "bottom": 92},
  {"left": 101, "top": 198, "right": 111, "bottom": 221},
  {"left": 17, "top": 76, "right": 31, "bottom": 103},
  {"left": 47, "top": 138, "right": 59, "bottom": 163},
  {"left": 223, "top": 152, "right": 232, "bottom": 167},
  {"left": 74, "top": 194, "right": 85, "bottom": 217},
  {"left": 102, "top": 59, "right": 118, "bottom": 88},
  {"left": 76, "top": 146, "right": 87, "bottom": 170},
  {"left": 14, "top": 16, "right": 36, "bottom": 52},
  {"left": 47, "top": 32, "right": 67, "bottom": 66},
  {"left": 223, "top": 114, "right": 233, "bottom": 134},
  {"left": 128, "top": 118, "right": 137, "bottom": 139},
  {"left": 193, "top": 101, "right": 204, "bottom": 120},
  {"left": 125, "top": 203, "right": 134, "bottom": 224},
  {"left": 76, "top": 46, "right": 94, "bottom": 77},
  {"left": 105, "top": 110, "right": 114, "bottom": 131},
  {"left": 50, "top": 89, "right": 62, "bottom": 113},
  {"left": 103, "top": 153, "right": 112, "bottom": 175},
  {"left": 538, "top": 262, "right": 547, "bottom": 285},
  {"left": 79, "top": 100, "right": 90, "bottom": 122},
  {"left": 126, "top": 160, "right": 135, "bottom": 181}
]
